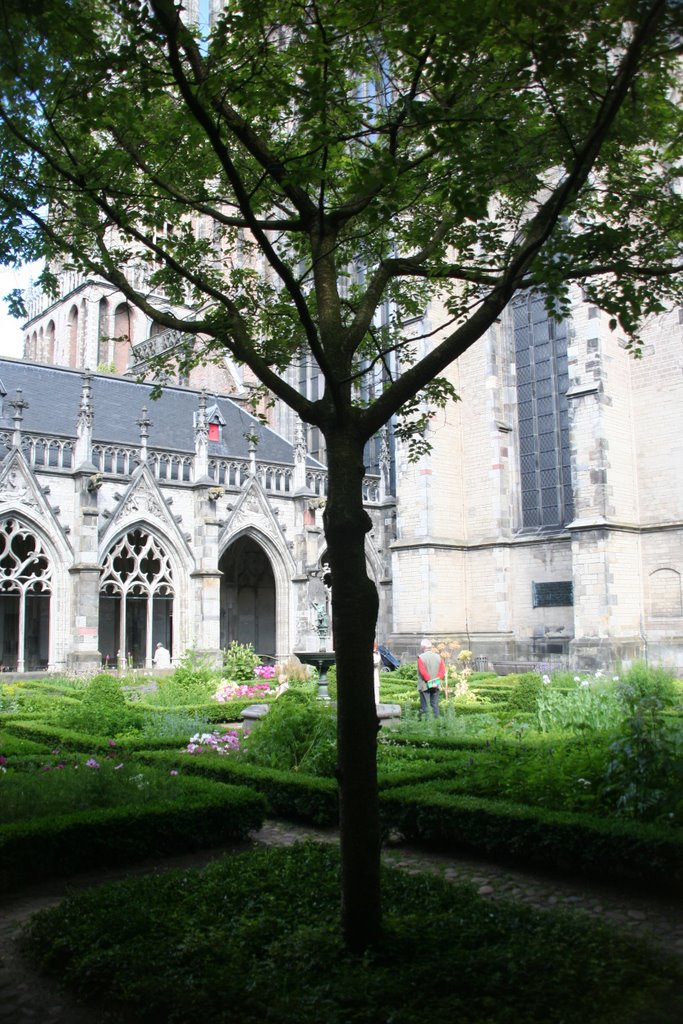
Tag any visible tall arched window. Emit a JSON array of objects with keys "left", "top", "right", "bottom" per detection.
[
  {"left": 0, "top": 518, "right": 52, "bottom": 672},
  {"left": 98, "top": 297, "right": 110, "bottom": 366},
  {"left": 99, "top": 528, "right": 174, "bottom": 667},
  {"left": 68, "top": 305, "right": 79, "bottom": 367},
  {"left": 512, "top": 293, "right": 573, "bottom": 530},
  {"left": 113, "top": 302, "right": 133, "bottom": 374},
  {"left": 45, "top": 321, "right": 56, "bottom": 363}
]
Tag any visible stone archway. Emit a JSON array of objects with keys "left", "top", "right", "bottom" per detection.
[{"left": 219, "top": 535, "right": 276, "bottom": 660}]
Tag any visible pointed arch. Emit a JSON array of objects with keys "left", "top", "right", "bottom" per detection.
[
  {"left": 98, "top": 297, "right": 110, "bottom": 366},
  {"left": 68, "top": 304, "right": 79, "bottom": 367},
  {"left": 219, "top": 525, "right": 294, "bottom": 662},
  {"left": 0, "top": 516, "right": 53, "bottom": 671},
  {"left": 113, "top": 301, "right": 134, "bottom": 374},
  {"left": 99, "top": 526, "right": 177, "bottom": 668},
  {"left": 45, "top": 320, "right": 55, "bottom": 363}
]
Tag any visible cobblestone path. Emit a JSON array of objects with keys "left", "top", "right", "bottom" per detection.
[{"left": 1, "top": 821, "right": 681, "bottom": 1023}]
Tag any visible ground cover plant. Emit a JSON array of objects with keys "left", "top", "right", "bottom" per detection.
[
  {"left": 21, "top": 842, "right": 682, "bottom": 1024},
  {"left": 0, "top": 757, "right": 210, "bottom": 824}
]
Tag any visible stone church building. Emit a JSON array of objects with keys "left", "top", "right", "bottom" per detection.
[{"left": 9, "top": 267, "right": 683, "bottom": 674}]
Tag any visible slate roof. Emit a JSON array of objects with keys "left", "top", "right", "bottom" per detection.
[{"left": 0, "top": 358, "right": 323, "bottom": 468}]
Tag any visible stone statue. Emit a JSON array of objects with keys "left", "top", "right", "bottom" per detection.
[{"left": 310, "top": 600, "right": 329, "bottom": 634}]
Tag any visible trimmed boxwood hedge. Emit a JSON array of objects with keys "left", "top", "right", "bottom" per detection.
[
  {"left": 0, "top": 777, "right": 266, "bottom": 891},
  {"left": 379, "top": 783, "right": 683, "bottom": 892},
  {"left": 136, "top": 748, "right": 340, "bottom": 826},
  {"left": 0, "top": 720, "right": 209, "bottom": 753},
  {"left": 135, "top": 695, "right": 279, "bottom": 722}
]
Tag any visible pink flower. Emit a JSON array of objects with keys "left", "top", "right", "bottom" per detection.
[
  {"left": 108, "top": 739, "right": 117, "bottom": 748},
  {"left": 254, "top": 665, "right": 276, "bottom": 679},
  {"left": 0, "top": 755, "right": 7, "bottom": 767}
]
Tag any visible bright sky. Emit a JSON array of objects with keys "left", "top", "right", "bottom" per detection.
[{"left": 0, "top": 263, "right": 41, "bottom": 358}]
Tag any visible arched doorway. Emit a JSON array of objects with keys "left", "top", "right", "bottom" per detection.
[
  {"left": 0, "top": 518, "right": 52, "bottom": 672},
  {"left": 219, "top": 535, "right": 275, "bottom": 660},
  {"left": 99, "top": 528, "right": 174, "bottom": 668}
]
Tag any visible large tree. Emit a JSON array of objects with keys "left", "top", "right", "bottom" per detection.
[{"left": 0, "top": 0, "right": 681, "bottom": 950}]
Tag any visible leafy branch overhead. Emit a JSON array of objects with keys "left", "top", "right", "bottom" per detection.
[{"left": 0, "top": 0, "right": 680, "bottom": 439}]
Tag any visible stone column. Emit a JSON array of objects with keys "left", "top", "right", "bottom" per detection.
[
  {"left": 68, "top": 371, "right": 103, "bottom": 673},
  {"left": 190, "top": 396, "right": 223, "bottom": 664}
]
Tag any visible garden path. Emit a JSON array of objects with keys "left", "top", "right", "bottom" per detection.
[{"left": 1, "top": 820, "right": 682, "bottom": 1023}]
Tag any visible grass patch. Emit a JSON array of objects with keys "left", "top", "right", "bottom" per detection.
[{"left": 22, "top": 843, "right": 681, "bottom": 1024}]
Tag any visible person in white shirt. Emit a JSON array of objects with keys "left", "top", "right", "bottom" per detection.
[{"left": 153, "top": 642, "right": 171, "bottom": 669}]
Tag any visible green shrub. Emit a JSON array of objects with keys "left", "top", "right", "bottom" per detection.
[
  {"left": 600, "top": 696, "right": 683, "bottom": 823},
  {"left": 620, "top": 661, "right": 679, "bottom": 709},
  {"left": 241, "top": 693, "right": 337, "bottom": 776},
  {"left": 141, "top": 748, "right": 339, "bottom": 826},
  {"left": 147, "top": 675, "right": 216, "bottom": 707},
  {"left": 167, "top": 648, "right": 219, "bottom": 689},
  {"left": 222, "top": 640, "right": 260, "bottom": 681},
  {"left": 0, "top": 729, "right": 50, "bottom": 754},
  {"left": 0, "top": 781, "right": 266, "bottom": 890},
  {"left": 70, "top": 674, "right": 140, "bottom": 736},
  {"left": 381, "top": 783, "right": 683, "bottom": 891},
  {"left": 506, "top": 672, "right": 543, "bottom": 713}
]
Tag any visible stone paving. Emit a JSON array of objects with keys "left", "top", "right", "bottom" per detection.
[{"left": 1, "top": 820, "right": 682, "bottom": 1023}]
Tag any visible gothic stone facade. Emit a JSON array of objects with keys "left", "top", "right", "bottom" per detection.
[
  {"left": 19, "top": 270, "right": 683, "bottom": 673},
  {"left": 0, "top": 359, "right": 393, "bottom": 673},
  {"left": 391, "top": 290, "right": 683, "bottom": 672}
]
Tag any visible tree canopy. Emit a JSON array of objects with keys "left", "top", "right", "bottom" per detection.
[
  {"left": 1, "top": 0, "right": 681, "bottom": 425},
  {"left": 0, "top": 0, "right": 681, "bottom": 950}
]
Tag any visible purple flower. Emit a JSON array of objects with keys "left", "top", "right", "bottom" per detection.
[
  {"left": 0, "top": 755, "right": 7, "bottom": 767},
  {"left": 170, "top": 770, "right": 178, "bottom": 776},
  {"left": 85, "top": 758, "right": 100, "bottom": 769}
]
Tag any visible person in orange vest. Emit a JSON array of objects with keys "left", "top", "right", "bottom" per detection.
[{"left": 417, "top": 638, "right": 445, "bottom": 719}]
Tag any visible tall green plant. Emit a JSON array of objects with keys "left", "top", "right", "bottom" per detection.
[
  {"left": 536, "top": 684, "right": 625, "bottom": 735},
  {"left": 241, "top": 693, "right": 337, "bottom": 776},
  {"left": 222, "top": 642, "right": 260, "bottom": 682},
  {"left": 600, "top": 696, "right": 683, "bottom": 822}
]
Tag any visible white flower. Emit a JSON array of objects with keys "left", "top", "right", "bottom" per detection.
[
  {"left": 542, "top": 674, "right": 550, "bottom": 685},
  {"left": 612, "top": 675, "right": 620, "bottom": 682},
  {"left": 580, "top": 680, "right": 590, "bottom": 688},
  {"left": 595, "top": 669, "right": 603, "bottom": 678},
  {"left": 574, "top": 676, "right": 581, "bottom": 682}
]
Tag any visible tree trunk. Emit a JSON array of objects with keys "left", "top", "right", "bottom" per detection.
[{"left": 323, "top": 429, "right": 382, "bottom": 952}]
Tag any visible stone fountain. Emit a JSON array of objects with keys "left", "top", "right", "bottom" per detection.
[{"left": 295, "top": 601, "right": 335, "bottom": 700}]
